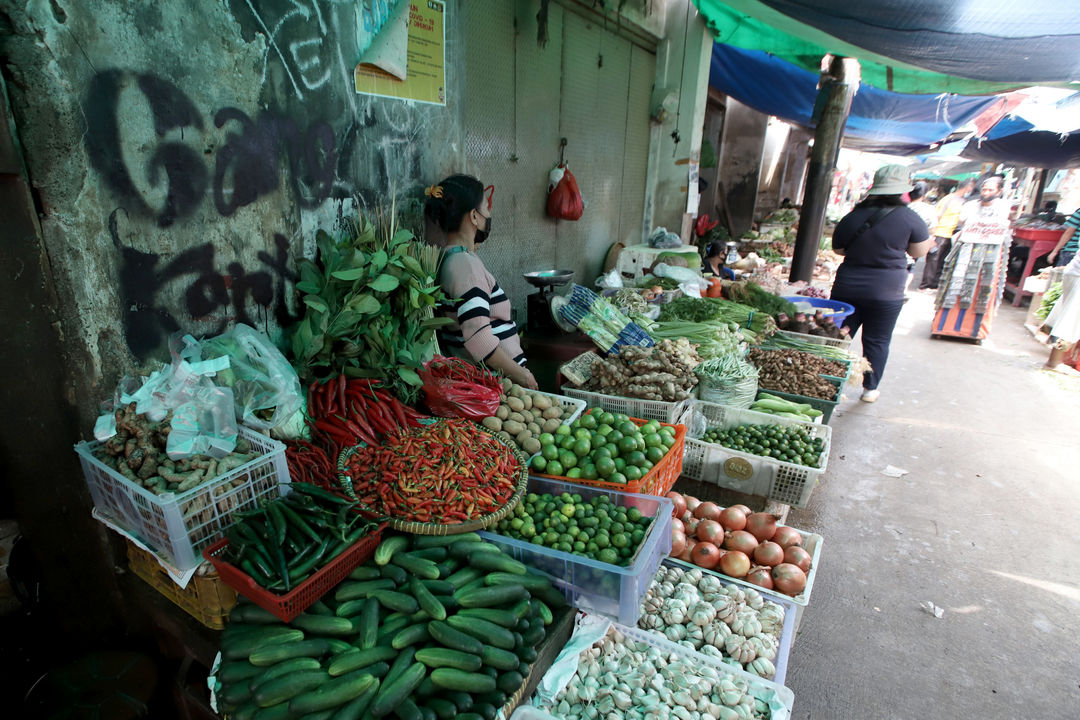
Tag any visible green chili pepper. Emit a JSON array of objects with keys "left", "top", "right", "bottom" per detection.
[
  {"left": 291, "top": 482, "right": 355, "bottom": 505},
  {"left": 267, "top": 502, "right": 288, "bottom": 546}
]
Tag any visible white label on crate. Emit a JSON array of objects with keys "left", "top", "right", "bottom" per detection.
[{"left": 723, "top": 457, "right": 754, "bottom": 481}]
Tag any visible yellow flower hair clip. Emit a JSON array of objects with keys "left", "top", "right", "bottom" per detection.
[{"left": 424, "top": 184, "right": 444, "bottom": 199}]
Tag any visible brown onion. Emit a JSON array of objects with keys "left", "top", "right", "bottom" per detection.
[
  {"left": 678, "top": 538, "right": 697, "bottom": 562},
  {"left": 719, "top": 550, "right": 751, "bottom": 578},
  {"left": 667, "top": 492, "right": 687, "bottom": 518},
  {"left": 671, "top": 517, "right": 685, "bottom": 535},
  {"left": 718, "top": 506, "right": 747, "bottom": 531},
  {"left": 745, "top": 566, "right": 774, "bottom": 590},
  {"left": 745, "top": 512, "right": 780, "bottom": 542},
  {"left": 684, "top": 518, "right": 701, "bottom": 537},
  {"left": 784, "top": 545, "right": 813, "bottom": 573},
  {"left": 771, "top": 563, "right": 808, "bottom": 595},
  {"left": 691, "top": 541, "right": 722, "bottom": 570},
  {"left": 696, "top": 519, "right": 724, "bottom": 545},
  {"left": 693, "top": 501, "right": 722, "bottom": 521},
  {"left": 684, "top": 496, "right": 701, "bottom": 514},
  {"left": 730, "top": 504, "right": 752, "bottom": 516},
  {"left": 771, "top": 526, "right": 803, "bottom": 549},
  {"left": 724, "top": 530, "right": 759, "bottom": 556},
  {"left": 671, "top": 529, "right": 687, "bottom": 557},
  {"left": 680, "top": 510, "right": 694, "bottom": 525},
  {"left": 753, "top": 541, "right": 785, "bottom": 567}
]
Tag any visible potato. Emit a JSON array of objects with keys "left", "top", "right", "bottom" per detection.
[
  {"left": 519, "top": 410, "right": 535, "bottom": 424},
  {"left": 482, "top": 417, "right": 503, "bottom": 432},
  {"left": 496, "top": 405, "right": 510, "bottom": 421},
  {"left": 527, "top": 422, "right": 542, "bottom": 436},
  {"left": 507, "top": 412, "right": 524, "bottom": 424},
  {"left": 531, "top": 393, "right": 552, "bottom": 411},
  {"left": 542, "top": 406, "right": 561, "bottom": 420},
  {"left": 506, "top": 396, "right": 525, "bottom": 412},
  {"left": 522, "top": 438, "right": 542, "bottom": 455},
  {"left": 501, "top": 378, "right": 513, "bottom": 393},
  {"left": 508, "top": 385, "right": 525, "bottom": 400},
  {"left": 542, "top": 418, "right": 562, "bottom": 433},
  {"left": 522, "top": 394, "right": 532, "bottom": 411},
  {"left": 515, "top": 430, "right": 533, "bottom": 446},
  {"left": 502, "top": 420, "right": 524, "bottom": 436}
]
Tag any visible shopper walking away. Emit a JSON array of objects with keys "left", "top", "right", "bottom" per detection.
[
  {"left": 920, "top": 179, "right": 975, "bottom": 290},
  {"left": 424, "top": 175, "right": 538, "bottom": 389},
  {"left": 1044, "top": 251, "right": 1080, "bottom": 370},
  {"left": 830, "top": 165, "right": 932, "bottom": 403},
  {"left": 1046, "top": 206, "right": 1080, "bottom": 269},
  {"left": 931, "top": 176, "right": 1012, "bottom": 342},
  {"left": 905, "top": 182, "right": 938, "bottom": 294}
]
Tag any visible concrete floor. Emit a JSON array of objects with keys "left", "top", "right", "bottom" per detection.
[{"left": 784, "top": 290, "right": 1080, "bottom": 719}]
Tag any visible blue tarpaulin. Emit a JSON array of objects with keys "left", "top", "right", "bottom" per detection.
[{"left": 709, "top": 43, "right": 1002, "bottom": 154}]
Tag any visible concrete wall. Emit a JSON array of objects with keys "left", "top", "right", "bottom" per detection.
[{"left": 716, "top": 98, "right": 768, "bottom": 237}]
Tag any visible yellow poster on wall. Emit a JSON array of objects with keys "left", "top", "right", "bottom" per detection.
[{"left": 355, "top": 1, "right": 446, "bottom": 106}]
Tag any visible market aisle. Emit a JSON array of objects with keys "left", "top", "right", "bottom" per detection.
[{"left": 784, "top": 291, "right": 1080, "bottom": 719}]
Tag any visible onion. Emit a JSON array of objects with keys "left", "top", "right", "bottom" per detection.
[
  {"left": 753, "top": 541, "right": 785, "bottom": 567},
  {"left": 684, "top": 496, "right": 701, "bottom": 514},
  {"left": 678, "top": 538, "right": 697, "bottom": 562},
  {"left": 693, "top": 501, "right": 722, "bottom": 522},
  {"left": 680, "top": 510, "right": 694, "bottom": 525},
  {"left": 684, "top": 518, "right": 701, "bottom": 537},
  {"left": 784, "top": 545, "right": 813, "bottom": 573},
  {"left": 719, "top": 550, "right": 750, "bottom": 578},
  {"left": 771, "top": 563, "right": 808, "bottom": 596},
  {"left": 696, "top": 519, "right": 725, "bottom": 545},
  {"left": 691, "top": 541, "right": 722, "bottom": 570},
  {"left": 671, "top": 517, "right": 685, "bottom": 535},
  {"left": 745, "top": 512, "right": 780, "bottom": 542},
  {"left": 771, "top": 526, "right": 803, "bottom": 550},
  {"left": 718, "top": 506, "right": 747, "bottom": 532},
  {"left": 730, "top": 504, "right": 752, "bottom": 516},
  {"left": 671, "top": 529, "right": 687, "bottom": 557},
  {"left": 667, "top": 492, "right": 686, "bottom": 518},
  {"left": 724, "top": 530, "right": 759, "bottom": 556},
  {"left": 745, "top": 566, "right": 773, "bottom": 590}
]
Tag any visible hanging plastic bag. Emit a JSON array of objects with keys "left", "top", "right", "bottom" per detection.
[
  {"left": 649, "top": 226, "right": 683, "bottom": 249},
  {"left": 547, "top": 163, "right": 584, "bottom": 221},
  {"left": 595, "top": 269, "right": 623, "bottom": 290},
  {"left": 418, "top": 356, "right": 503, "bottom": 421}
]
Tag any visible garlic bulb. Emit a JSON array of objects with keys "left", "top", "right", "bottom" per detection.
[
  {"left": 711, "top": 594, "right": 739, "bottom": 623},
  {"left": 673, "top": 583, "right": 700, "bottom": 605},
  {"left": 640, "top": 613, "right": 664, "bottom": 630},
  {"left": 683, "top": 623, "right": 705, "bottom": 648},
  {"left": 690, "top": 602, "right": 717, "bottom": 626},
  {"left": 742, "top": 587, "right": 764, "bottom": 611},
  {"left": 703, "top": 620, "right": 732, "bottom": 646},
  {"left": 749, "top": 634, "right": 777, "bottom": 661},
  {"left": 683, "top": 568, "right": 704, "bottom": 584},
  {"left": 698, "top": 574, "right": 723, "bottom": 594},
  {"left": 662, "top": 599, "right": 689, "bottom": 625},
  {"left": 747, "top": 656, "right": 776, "bottom": 679},
  {"left": 723, "top": 634, "right": 757, "bottom": 664},
  {"left": 730, "top": 610, "right": 762, "bottom": 639},
  {"left": 664, "top": 623, "right": 687, "bottom": 642},
  {"left": 656, "top": 581, "right": 676, "bottom": 599}
]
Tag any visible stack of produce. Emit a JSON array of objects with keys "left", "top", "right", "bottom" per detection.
[
  {"left": 580, "top": 339, "right": 701, "bottom": 402},
  {"left": 774, "top": 309, "right": 847, "bottom": 338},
  {"left": 701, "top": 423, "right": 825, "bottom": 468},
  {"left": 307, "top": 376, "right": 424, "bottom": 451},
  {"left": 695, "top": 354, "right": 759, "bottom": 408},
  {"left": 342, "top": 418, "right": 523, "bottom": 524},
  {"left": 492, "top": 489, "right": 655, "bottom": 566},
  {"left": 216, "top": 533, "right": 564, "bottom": 719},
  {"left": 658, "top": 297, "right": 776, "bottom": 343},
  {"left": 638, "top": 564, "right": 785, "bottom": 679},
  {"left": 537, "top": 625, "right": 777, "bottom": 720},
  {"left": 666, "top": 492, "right": 811, "bottom": 598},
  {"left": 723, "top": 281, "right": 797, "bottom": 319},
  {"left": 481, "top": 379, "right": 574, "bottom": 456},
  {"left": 222, "top": 482, "right": 381, "bottom": 593},
  {"left": 746, "top": 348, "right": 840, "bottom": 401},
  {"left": 760, "top": 332, "right": 851, "bottom": 362},
  {"left": 557, "top": 285, "right": 654, "bottom": 354},
  {"left": 529, "top": 410, "right": 678, "bottom": 485},
  {"left": 93, "top": 403, "right": 257, "bottom": 495},
  {"left": 651, "top": 320, "right": 742, "bottom": 360},
  {"left": 748, "top": 394, "right": 824, "bottom": 423}
]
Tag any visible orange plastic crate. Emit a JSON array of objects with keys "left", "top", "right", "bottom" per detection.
[
  {"left": 534, "top": 417, "right": 686, "bottom": 496},
  {"left": 125, "top": 539, "right": 236, "bottom": 630}
]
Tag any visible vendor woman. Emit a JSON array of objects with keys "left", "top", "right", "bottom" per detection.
[{"left": 424, "top": 175, "right": 538, "bottom": 389}]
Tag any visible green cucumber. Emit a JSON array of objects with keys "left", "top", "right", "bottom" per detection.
[
  {"left": 414, "top": 647, "right": 483, "bottom": 672},
  {"left": 379, "top": 563, "right": 409, "bottom": 585},
  {"left": 423, "top": 698, "right": 458, "bottom": 720},
  {"left": 393, "top": 698, "right": 423, "bottom": 720},
  {"left": 219, "top": 661, "right": 264, "bottom": 683},
  {"left": 496, "top": 670, "right": 524, "bottom": 695},
  {"left": 517, "top": 661, "right": 531, "bottom": 677},
  {"left": 249, "top": 639, "right": 331, "bottom": 666},
  {"left": 381, "top": 647, "right": 417, "bottom": 689},
  {"left": 370, "top": 662, "right": 426, "bottom": 717},
  {"left": 454, "top": 577, "right": 488, "bottom": 596},
  {"left": 433, "top": 595, "right": 458, "bottom": 612},
  {"left": 327, "top": 646, "right": 397, "bottom": 677},
  {"left": 413, "top": 532, "right": 482, "bottom": 549},
  {"left": 427, "top": 620, "right": 483, "bottom": 655},
  {"left": 454, "top": 714, "right": 484, "bottom": 720},
  {"left": 435, "top": 560, "right": 458, "bottom": 578},
  {"left": 509, "top": 599, "right": 531, "bottom": 619},
  {"left": 449, "top": 541, "right": 503, "bottom": 559},
  {"left": 402, "top": 547, "right": 448, "bottom": 562},
  {"left": 253, "top": 669, "right": 330, "bottom": 707},
  {"left": 410, "top": 577, "right": 447, "bottom": 622},
  {"left": 222, "top": 628, "right": 305, "bottom": 660},
  {"left": 347, "top": 565, "right": 382, "bottom": 581},
  {"left": 391, "top": 553, "right": 440, "bottom": 580},
  {"left": 455, "top": 608, "right": 519, "bottom": 628},
  {"left": 327, "top": 639, "right": 352, "bottom": 655},
  {"left": 441, "top": 691, "right": 473, "bottom": 712},
  {"left": 468, "top": 552, "right": 526, "bottom": 575},
  {"left": 290, "top": 614, "right": 357, "bottom": 637},
  {"left": 429, "top": 668, "right": 496, "bottom": 693},
  {"left": 250, "top": 658, "right": 322, "bottom": 689},
  {"left": 487, "top": 572, "right": 566, "bottom": 607},
  {"left": 374, "top": 535, "right": 409, "bottom": 566},
  {"left": 531, "top": 599, "right": 553, "bottom": 625},
  {"left": 288, "top": 670, "right": 376, "bottom": 715},
  {"left": 233, "top": 702, "right": 259, "bottom": 720},
  {"left": 472, "top": 703, "right": 498, "bottom": 720},
  {"left": 357, "top": 597, "right": 380, "bottom": 648},
  {"left": 221, "top": 680, "right": 253, "bottom": 707},
  {"left": 446, "top": 615, "right": 515, "bottom": 650},
  {"left": 480, "top": 645, "right": 519, "bottom": 671},
  {"left": 456, "top": 584, "right": 528, "bottom": 608},
  {"left": 420, "top": 579, "right": 455, "bottom": 595},
  {"left": 444, "top": 566, "right": 481, "bottom": 590},
  {"left": 329, "top": 677, "right": 379, "bottom": 720},
  {"left": 253, "top": 703, "right": 292, "bottom": 720},
  {"left": 516, "top": 645, "right": 537, "bottom": 663},
  {"left": 232, "top": 604, "right": 283, "bottom": 624},
  {"left": 414, "top": 676, "right": 436, "bottom": 698},
  {"left": 391, "top": 623, "right": 431, "bottom": 650},
  {"left": 334, "top": 598, "right": 367, "bottom": 618},
  {"left": 335, "top": 578, "right": 395, "bottom": 602},
  {"left": 371, "top": 589, "right": 419, "bottom": 614},
  {"left": 307, "top": 599, "right": 334, "bottom": 616},
  {"left": 522, "top": 626, "right": 546, "bottom": 647}
]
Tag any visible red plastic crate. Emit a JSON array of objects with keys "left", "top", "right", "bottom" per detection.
[
  {"left": 534, "top": 418, "right": 686, "bottom": 497},
  {"left": 203, "top": 522, "right": 386, "bottom": 622}
]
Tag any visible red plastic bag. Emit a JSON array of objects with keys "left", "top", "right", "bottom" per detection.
[
  {"left": 418, "top": 357, "right": 502, "bottom": 421},
  {"left": 547, "top": 163, "right": 583, "bottom": 221}
]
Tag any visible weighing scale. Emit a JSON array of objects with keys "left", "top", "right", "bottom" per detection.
[{"left": 523, "top": 269, "right": 575, "bottom": 334}]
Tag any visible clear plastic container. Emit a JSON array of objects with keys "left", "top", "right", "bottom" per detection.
[
  {"left": 562, "top": 387, "right": 687, "bottom": 423},
  {"left": 479, "top": 476, "right": 673, "bottom": 626}
]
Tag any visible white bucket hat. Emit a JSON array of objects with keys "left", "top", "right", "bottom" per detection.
[{"left": 867, "top": 164, "right": 914, "bottom": 196}]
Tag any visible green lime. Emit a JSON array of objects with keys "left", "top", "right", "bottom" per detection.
[
  {"left": 644, "top": 433, "right": 663, "bottom": 448},
  {"left": 617, "top": 421, "right": 638, "bottom": 436},
  {"left": 593, "top": 446, "right": 613, "bottom": 460},
  {"left": 538, "top": 433, "right": 555, "bottom": 446},
  {"left": 555, "top": 424, "right": 571, "bottom": 436},
  {"left": 645, "top": 446, "right": 666, "bottom": 463},
  {"left": 574, "top": 428, "right": 591, "bottom": 441},
  {"left": 560, "top": 503, "right": 576, "bottom": 518},
  {"left": 599, "top": 412, "right": 616, "bottom": 426},
  {"left": 599, "top": 548, "right": 619, "bottom": 564},
  {"left": 542, "top": 444, "right": 559, "bottom": 461},
  {"left": 573, "top": 541, "right": 586, "bottom": 553},
  {"left": 624, "top": 466, "right": 642, "bottom": 482},
  {"left": 558, "top": 450, "right": 578, "bottom": 469},
  {"left": 642, "top": 420, "right": 662, "bottom": 435},
  {"left": 579, "top": 414, "right": 597, "bottom": 430},
  {"left": 603, "top": 443, "right": 620, "bottom": 457},
  {"left": 581, "top": 464, "right": 598, "bottom": 480},
  {"left": 618, "top": 436, "right": 639, "bottom": 454},
  {"left": 594, "top": 533, "right": 610, "bottom": 549},
  {"left": 547, "top": 460, "right": 564, "bottom": 476},
  {"left": 607, "top": 430, "right": 624, "bottom": 445},
  {"left": 573, "top": 438, "right": 592, "bottom": 457},
  {"left": 661, "top": 433, "right": 676, "bottom": 448},
  {"left": 531, "top": 455, "right": 548, "bottom": 472},
  {"left": 627, "top": 450, "right": 647, "bottom": 467},
  {"left": 614, "top": 457, "right": 627, "bottom": 472},
  {"left": 596, "top": 457, "right": 616, "bottom": 478},
  {"left": 609, "top": 472, "right": 627, "bottom": 485},
  {"left": 596, "top": 424, "right": 613, "bottom": 437},
  {"left": 612, "top": 533, "right": 630, "bottom": 548},
  {"left": 566, "top": 468, "right": 582, "bottom": 479},
  {"left": 631, "top": 529, "right": 645, "bottom": 545},
  {"left": 560, "top": 436, "right": 577, "bottom": 451},
  {"left": 627, "top": 507, "right": 643, "bottom": 522}
]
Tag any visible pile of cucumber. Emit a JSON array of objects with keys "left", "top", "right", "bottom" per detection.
[{"left": 217, "top": 532, "right": 565, "bottom": 720}]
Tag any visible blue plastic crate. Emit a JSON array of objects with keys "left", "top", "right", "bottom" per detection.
[{"left": 782, "top": 296, "right": 856, "bottom": 325}]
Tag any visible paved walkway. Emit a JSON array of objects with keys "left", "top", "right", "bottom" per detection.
[{"left": 785, "top": 291, "right": 1080, "bottom": 719}]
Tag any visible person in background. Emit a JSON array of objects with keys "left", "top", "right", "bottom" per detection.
[
  {"left": 830, "top": 165, "right": 932, "bottom": 403},
  {"left": 1046, "top": 206, "right": 1080, "bottom": 268},
  {"left": 702, "top": 240, "right": 736, "bottom": 280},
  {"left": 905, "top": 182, "right": 938, "bottom": 295},
  {"left": 920, "top": 179, "right": 975, "bottom": 291},
  {"left": 1043, "top": 250, "right": 1080, "bottom": 370},
  {"left": 424, "top": 175, "right": 538, "bottom": 389}
]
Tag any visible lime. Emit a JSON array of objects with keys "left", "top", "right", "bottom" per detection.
[
  {"left": 612, "top": 533, "right": 630, "bottom": 548},
  {"left": 660, "top": 433, "right": 676, "bottom": 448},
  {"left": 510, "top": 517, "right": 524, "bottom": 530},
  {"left": 594, "top": 533, "right": 610, "bottom": 549},
  {"left": 531, "top": 455, "right": 548, "bottom": 472},
  {"left": 542, "top": 444, "right": 560, "bottom": 461},
  {"left": 574, "top": 428, "right": 591, "bottom": 441},
  {"left": 607, "top": 430, "right": 624, "bottom": 445},
  {"left": 609, "top": 472, "right": 627, "bottom": 485},
  {"left": 645, "top": 446, "right": 666, "bottom": 463},
  {"left": 596, "top": 457, "right": 616, "bottom": 478},
  {"left": 627, "top": 507, "right": 643, "bottom": 522},
  {"left": 627, "top": 450, "right": 647, "bottom": 467},
  {"left": 573, "top": 541, "right": 586, "bottom": 553},
  {"left": 596, "top": 424, "right": 614, "bottom": 437},
  {"left": 618, "top": 436, "right": 639, "bottom": 454},
  {"left": 599, "top": 412, "right": 616, "bottom": 426},
  {"left": 617, "top": 421, "right": 638, "bottom": 436},
  {"left": 558, "top": 450, "right": 578, "bottom": 469},
  {"left": 566, "top": 467, "right": 582, "bottom": 479},
  {"left": 573, "top": 438, "right": 592, "bottom": 457},
  {"left": 560, "top": 436, "right": 577, "bottom": 451},
  {"left": 538, "top": 433, "right": 555, "bottom": 446},
  {"left": 610, "top": 521, "right": 625, "bottom": 535},
  {"left": 603, "top": 443, "right": 620, "bottom": 458},
  {"left": 581, "top": 464, "right": 598, "bottom": 480},
  {"left": 555, "top": 424, "right": 571, "bottom": 436},
  {"left": 614, "top": 457, "right": 626, "bottom": 472},
  {"left": 593, "top": 446, "right": 613, "bottom": 460},
  {"left": 560, "top": 503, "right": 576, "bottom": 518},
  {"left": 624, "top": 465, "right": 642, "bottom": 482},
  {"left": 642, "top": 420, "right": 662, "bottom": 435},
  {"left": 644, "top": 433, "right": 663, "bottom": 448},
  {"left": 579, "top": 414, "right": 597, "bottom": 430},
  {"left": 599, "top": 548, "right": 619, "bottom": 564},
  {"left": 547, "top": 460, "right": 564, "bottom": 476}
]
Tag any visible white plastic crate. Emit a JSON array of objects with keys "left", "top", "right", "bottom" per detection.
[
  {"left": 534, "top": 390, "right": 586, "bottom": 426},
  {"left": 668, "top": 523, "right": 823, "bottom": 638},
  {"left": 681, "top": 401, "right": 831, "bottom": 508},
  {"left": 562, "top": 386, "right": 687, "bottom": 423},
  {"left": 76, "top": 426, "right": 289, "bottom": 570}
]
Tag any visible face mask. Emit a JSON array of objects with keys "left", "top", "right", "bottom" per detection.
[{"left": 474, "top": 212, "right": 492, "bottom": 244}]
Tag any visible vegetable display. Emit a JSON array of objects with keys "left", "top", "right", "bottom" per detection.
[
  {"left": 651, "top": 321, "right": 742, "bottom": 360},
  {"left": 658, "top": 297, "right": 776, "bottom": 343},
  {"left": 93, "top": 403, "right": 256, "bottom": 494},
  {"left": 308, "top": 377, "right": 424, "bottom": 451},
  {"left": 1036, "top": 281, "right": 1063, "bottom": 321},
  {"left": 667, "top": 492, "right": 811, "bottom": 598},
  {"left": 749, "top": 348, "right": 847, "bottom": 379},
  {"left": 775, "top": 310, "right": 847, "bottom": 339},
  {"left": 723, "top": 281, "right": 797, "bottom": 319},
  {"left": 702, "top": 423, "right": 825, "bottom": 468},
  {"left": 492, "top": 490, "right": 655, "bottom": 566},
  {"left": 580, "top": 339, "right": 701, "bottom": 402},
  {"left": 216, "top": 532, "right": 564, "bottom": 719},
  {"left": 760, "top": 333, "right": 852, "bottom": 363},
  {"left": 749, "top": 394, "right": 823, "bottom": 423},
  {"left": 638, "top": 564, "right": 786, "bottom": 679},
  {"left": 530, "top": 411, "right": 678, "bottom": 484},
  {"left": 747, "top": 348, "right": 841, "bottom": 401},
  {"left": 343, "top": 418, "right": 523, "bottom": 524},
  {"left": 481, "top": 379, "right": 574, "bottom": 457},
  {"left": 222, "top": 482, "right": 380, "bottom": 592},
  {"left": 695, "top": 354, "right": 759, "bottom": 407},
  {"left": 537, "top": 625, "right": 777, "bottom": 720}
]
